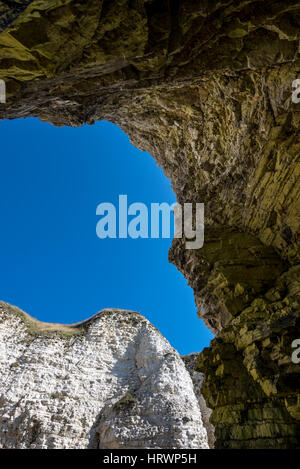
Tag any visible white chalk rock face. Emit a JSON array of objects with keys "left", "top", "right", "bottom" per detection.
[{"left": 0, "top": 302, "right": 209, "bottom": 449}]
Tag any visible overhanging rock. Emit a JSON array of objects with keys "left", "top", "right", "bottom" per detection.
[{"left": 0, "top": 302, "right": 209, "bottom": 449}]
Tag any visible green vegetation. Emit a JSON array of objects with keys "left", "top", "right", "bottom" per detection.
[{"left": 0, "top": 301, "right": 84, "bottom": 337}]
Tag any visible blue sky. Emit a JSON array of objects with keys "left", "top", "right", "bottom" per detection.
[{"left": 0, "top": 118, "right": 213, "bottom": 354}]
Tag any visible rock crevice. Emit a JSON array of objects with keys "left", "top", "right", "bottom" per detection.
[
  {"left": 0, "top": 302, "right": 209, "bottom": 449},
  {"left": 0, "top": 0, "right": 299, "bottom": 448}
]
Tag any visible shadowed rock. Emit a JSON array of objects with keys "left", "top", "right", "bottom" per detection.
[{"left": 0, "top": 0, "right": 299, "bottom": 448}]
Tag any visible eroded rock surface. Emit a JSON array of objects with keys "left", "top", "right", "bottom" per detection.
[
  {"left": 0, "top": 0, "right": 299, "bottom": 448},
  {"left": 0, "top": 302, "right": 209, "bottom": 449},
  {"left": 182, "top": 353, "right": 215, "bottom": 449}
]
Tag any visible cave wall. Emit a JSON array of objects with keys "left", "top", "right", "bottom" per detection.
[{"left": 0, "top": 0, "right": 299, "bottom": 448}]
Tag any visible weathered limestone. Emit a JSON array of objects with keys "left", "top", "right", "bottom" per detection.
[
  {"left": 0, "top": 302, "right": 209, "bottom": 449},
  {"left": 182, "top": 353, "right": 215, "bottom": 449},
  {"left": 0, "top": 0, "right": 299, "bottom": 448}
]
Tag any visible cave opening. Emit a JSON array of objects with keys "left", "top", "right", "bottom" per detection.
[{"left": 0, "top": 116, "right": 213, "bottom": 355}]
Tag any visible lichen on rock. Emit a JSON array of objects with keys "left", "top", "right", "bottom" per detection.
[{"left": 0, "top": 0, "right": 299, "bottom": 449}]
